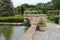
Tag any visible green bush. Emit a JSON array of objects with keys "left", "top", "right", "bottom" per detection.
[
  {"left": 0, "top": 15, "right": 24, "bottom": 22},
  {"left": 38, "top": 10, "right": 42, "bottom": 14},
  {"left": 54, "top": 16, "right": 59, "bottom": 20},
  {"left": 39, "top": 18, "right": 45, "bottom": 24},
  {"left": 47, "top": 16, "right": 60, "bottom": 22},
  {"left": 47, "top": 16, "right": 55, "bottom": 21}
]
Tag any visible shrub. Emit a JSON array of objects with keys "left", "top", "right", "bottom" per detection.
[
  {"left": 38, "top": 10, "right": 42, "bottom": 14},
  {"left": 0, "top": 15, "right": 24, "bottom": 22},
  {"left": 39, "top": 18, "right": 45, "bottom": 24},
  {"left": 47, "top": 16, "right": 55, "bottom": 21},
  {"left": 47, "top": 16, "right": 60, "bottom": 23}
]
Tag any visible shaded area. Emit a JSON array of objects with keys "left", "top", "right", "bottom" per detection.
[{"left": 24, "top": 18, "right": 31, "bottom": 27}]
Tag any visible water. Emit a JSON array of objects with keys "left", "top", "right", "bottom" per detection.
[{"left": 0, "top": 25, "right": 28, "bottom": 40}]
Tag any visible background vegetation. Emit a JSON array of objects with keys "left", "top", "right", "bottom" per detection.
[{"left": 0, "top": 0, "right": 60, "bottom": 22}]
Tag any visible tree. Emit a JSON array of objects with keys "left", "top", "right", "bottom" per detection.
[
  {"left": 0, "top": 0, "right": 13, "bottom": 16},
  {"left": 29, "top": 5, "right": 36, "bottom": 8},
  {"left": 52, "top": 0, "right": 60, "bottom": 9},
  {"left": 38, "top": 10, "right": 43, "bottom": 14},
  {"left": 36, "top": 3, "right": 44, "bottom": 10},
  {"left": 20, "top": 7, "right": 24, "bottom": 14},
  {"left": 42, "top": 2, "right": 53, "bottom": 14},
  {"left": 14, "top": 2, "right": 54, "bottom": 14},
  {"left": 44, "top": 1, "right": 53, "bottom": 10},
  {"left": 21, "top": 4, "right": 29, "bottom": 10},
  {"left": 14, "top": 4, "right": 29, "bottom": 14}
]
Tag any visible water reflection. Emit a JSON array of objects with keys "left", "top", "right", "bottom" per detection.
[
  {"left": 0, "top": 25, "right": 13, "bottom": 40},
  {"left": 0, "top": 25, "right": 29, "bottom": 40}
]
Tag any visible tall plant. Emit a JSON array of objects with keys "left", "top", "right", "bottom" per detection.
[{"left": 39, "top": 18, "right": 45, "bottom": 24}]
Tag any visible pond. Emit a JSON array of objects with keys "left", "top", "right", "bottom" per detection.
[{"left": 0, "top": 25, "right": 28, "bottom": 40}]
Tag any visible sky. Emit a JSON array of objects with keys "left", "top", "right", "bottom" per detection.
[{"left": 12, "top": 0, "right": 51, "bottom": 7}]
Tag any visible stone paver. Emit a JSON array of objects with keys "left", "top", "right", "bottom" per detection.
[{"left": 33, "top": 23, "right": 60, "bottom": 40}]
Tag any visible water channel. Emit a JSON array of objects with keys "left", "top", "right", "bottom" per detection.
[{"left": 0, "top": 25, "right": 28, "bottom": 40}]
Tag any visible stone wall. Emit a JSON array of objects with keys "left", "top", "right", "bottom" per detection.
[{"left": 24, "top": 14, "right": 46, "bottom": 25}]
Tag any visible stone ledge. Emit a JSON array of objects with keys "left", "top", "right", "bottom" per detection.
[{"left": 18, "top": 25, "right": 37, "bottom": 40}]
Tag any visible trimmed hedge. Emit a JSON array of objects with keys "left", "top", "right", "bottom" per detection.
[{"left": 0, "top": 15, "right": 24, "bottom": 22}]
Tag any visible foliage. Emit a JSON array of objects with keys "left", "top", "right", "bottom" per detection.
[
  {"left": 20, "top": 4, "right": 29, "bottom": 10},
  {"left": 44, "top": 2, "right": 53, "bottom": 9},
  {"left": 52, "top": 0, "right": 60, "bottom": 9},
  {"left": 39, "top": 18, "right": 45, "bottom": 24},
  {"left": 24, "top": 10, "right": 30, "bottom": 14},
  {"left": 14, "top": 2, "right": 53, "bottom": 14},
  {"left": 47, "top": 16, "right": 60, "bottom": 22},
  {"left": 54, "top": 16, "right": 59, "bottom": 20},
  {"left": 1, "top": 26, "right": 13, "bottom": 40},
  {"left": 46, "top": 16, "right": 54, "bottom": 23},
  {"left": 54, "top": 16, "right": 60, "bottom": 23},
  {"left": 26, "top": 8, "right": 34, "bottom": 10},
  {"left": 47, "top": 16, "right": 55, "bottom": 21},
  {"left": 36, "top": 3, "right": 44, "bottom": 10},
  {"left": 0, "top": 15, "right": 24, "bottom": 22},
  {"left": 38, "top": 10, "right": 43, "bottom": 14},
  {"left": 0, "top": 0, "right": 13, "bottom": 16}
]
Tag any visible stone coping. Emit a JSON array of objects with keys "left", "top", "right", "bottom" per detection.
[{"left": 18, "top": 25, "right": 37, "bottom": 40}]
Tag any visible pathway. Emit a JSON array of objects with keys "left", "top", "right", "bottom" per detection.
[{"left": 33, "top": 23, "right": 60, "bottom": 40}]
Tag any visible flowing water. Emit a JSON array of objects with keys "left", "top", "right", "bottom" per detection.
[{"left": 0, "top": 25, "right": 28, "bottom": 40}]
